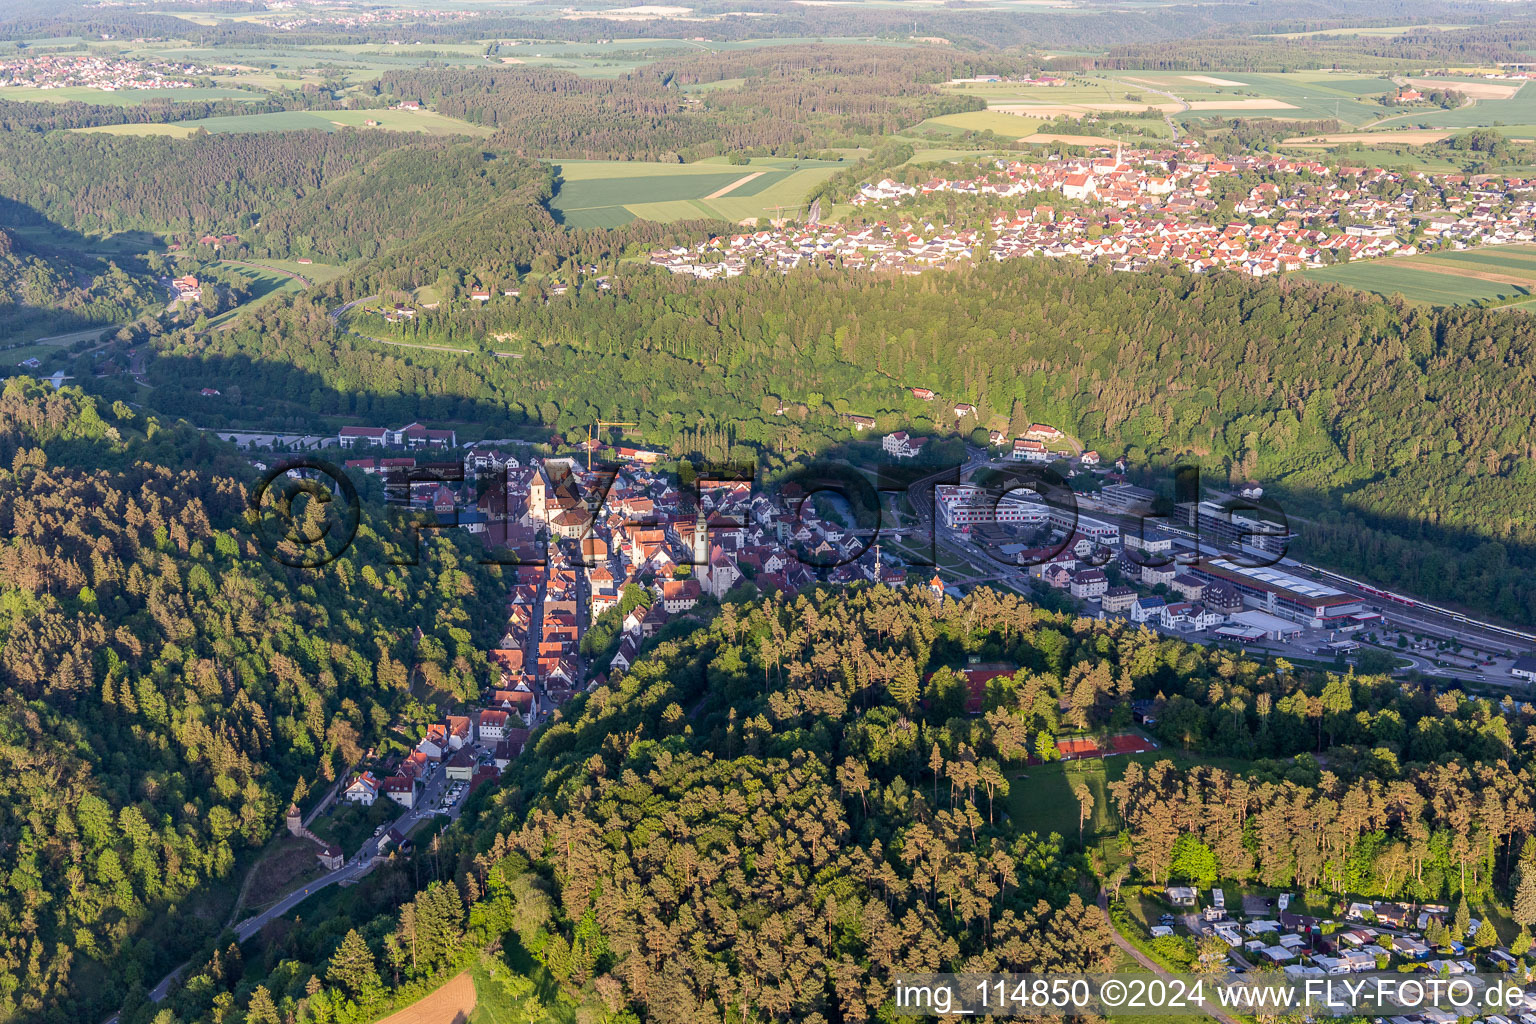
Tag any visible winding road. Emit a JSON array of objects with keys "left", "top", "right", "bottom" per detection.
[{"left": 106, "top": 762, "right": 459, "bottom": 1023}]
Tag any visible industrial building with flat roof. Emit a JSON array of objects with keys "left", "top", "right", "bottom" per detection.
[{"left": 1191, "top": 559, "right": 1363, "bottom": 628}]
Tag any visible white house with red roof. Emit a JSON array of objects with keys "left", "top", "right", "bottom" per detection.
[{"left": 344, "top": 771, "right": 380, "bottom": 806}]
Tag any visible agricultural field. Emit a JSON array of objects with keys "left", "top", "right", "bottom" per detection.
[
  {"left": 375, "top": 972, "right": 476, "bottom": 1024},
  {"left": 1121, "top": 70, "right": 1399, "bottom": 125},
  {"left": 1282, "top": 129, "right": 1453, "bottom": 147},
  {"left": 941, "top": 70, "right": 1398, "bottom": 127},
  {"left": 549, "top": 156, "right": 845, "bottom": 227},
  {"left": 917, "top": 109, "right": 1042, "bottom": 139},
  {"left": 73, "top": 107, "right": 491, "bottom": 137},
  {"left": 1300, "top": 246, "right": 1536, "bottom": 306},
  {"left": 1371, "top": 78, "right": 1536, "bottom": 130},
  {"left": 0, "top": 85, "right": 255, "bottom": 105},
  {"left": 942, "top": 75, "right": 1154, "bottom": 109}
]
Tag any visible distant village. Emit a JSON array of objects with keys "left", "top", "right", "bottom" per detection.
[
  {"left": 0, "top": 55, "right": 210, "bottom": 91},
  {"left": 648, "top": 139, "right": 1536, "bottom": 280}
]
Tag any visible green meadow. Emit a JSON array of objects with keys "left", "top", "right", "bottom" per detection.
[
  {"left": 0, "top": 85, "right": 255, "bottom": 105},
  {"left": 549, "top": 157, "right": 844, "bottom": 227},
  {"left": 1299, "top": 247, "right": 1536, "bottom": 306},
  {"left": 1373, "top": 81, "right": 1536, "bottom": 130},
  {"left": 917, "top": 109, "right": 1043, "bottom": 139}
]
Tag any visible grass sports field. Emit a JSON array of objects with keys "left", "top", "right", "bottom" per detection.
[
  {"left": 549, "top": 156, "right": 845, "bottom": 227},
  {"left": 1300, "top": 245, "right": 1536, "bottom": 306}
]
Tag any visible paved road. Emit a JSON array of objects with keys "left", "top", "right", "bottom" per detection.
[
  {"left": 1114, "top": 78, "right": 1188, "bottom": 140},
  {"left": 328, "top": 294, "right": 376, "bottom": 323},
  {"left": 113, "top": 763, "right": 459, "bottom": 1021}
]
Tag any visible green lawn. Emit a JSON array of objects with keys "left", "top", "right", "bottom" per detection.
[
  {"left": 1003, "top": 747, "right": 1249, "bottom": 850},
  {"left": 5, "top": 342, "right": 75, "bottom": 366},
  {"left": 1005, "top": 757, "right": 1120, "bottom": 844},
  {"left": 1373, "top": 81, "right": 1536, "bottom": 130},
  {"left": 1427, "top": 246, "right": 1536, "bottom": 273},
  {"left": 251, "top": 258, "right": 347, "bottom": 284},
  {"left": 307, "top": 800, "right": 395, "bottom": 853}
]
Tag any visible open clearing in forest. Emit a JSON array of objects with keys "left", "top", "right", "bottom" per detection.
[
  {"left": 549, "top": 156, "right": 842, "bottom": 227},
  {"left": 376, "top": 972, "right": 475, "bottom": 1024}
]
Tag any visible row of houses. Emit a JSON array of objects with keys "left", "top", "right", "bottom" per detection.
[
  {"left": 1173, "top": 888, "right": 1506, "bottom": 983},
  {"left": 338, "top": 422, "right": 458, "bottom": 450},
  {"left": 343, "top": 705, "right": 523, "bottom": 812}
]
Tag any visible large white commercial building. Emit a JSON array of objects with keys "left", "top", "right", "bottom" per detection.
[{"left": 934, "top": 485, "right": 1050, "bottom": 530}]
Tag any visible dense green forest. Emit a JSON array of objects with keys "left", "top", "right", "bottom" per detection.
[
  {"left": 370, "top": 47, "right": 996, "bottom": 161},
  {"left": 0, "top": 228, "right": 158, "bottom": 341},
  {"left": 0, "top": 95, "right": 335, "bottom": 134},
  {"left": 1117, "top": 664, "right": 1536, "bottom": 903},
  {"left": 0, "top": 379, "right": 508, "bottom": 1023},
  {"left": 0, "top": 130, "right": 727, "bottom": 283},
  {"left": 0, "top": 132, "right": 440, "bottom": 240},
  {"left": 125, "top": 584, "right": 1536, "bottom": 1024},
  {"left": 146, "top": 585, "right": 1137, "bottom": 1024}
]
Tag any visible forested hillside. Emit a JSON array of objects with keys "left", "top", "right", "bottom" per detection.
[
  {"left": 0, "top": 228, "right": 158, "bottom": 340},
  {"left": 123, "top": 258, "right": 1536, "bottom": 625},
  {"left": 0, "top": 96, "right": 332, "bottom": 134},
  {"left": 145, "top": 583, "right": 1536, "bottom": 1023},
  {"left": 372, "top": 47, "right": 997, "bottom": 161},
  {"left": 1112, "top": 663, "right": 1536, "bottom": 904},
  {"left": 0, "top": 130, "right": 724, "bottom": 276},
  {"left": 155, "top": 586, "right": 1143, "bottom": 1024},
  {"left": 0, "top": 379, "right": 507, "bottom": 1023},
  {"left": 0, "top": 132, "right": 469, "bottom": 242}
]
